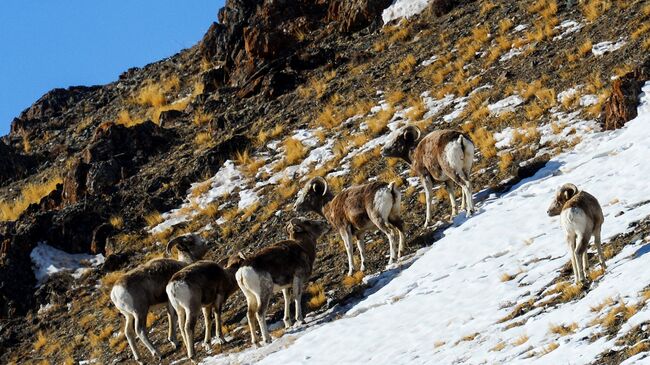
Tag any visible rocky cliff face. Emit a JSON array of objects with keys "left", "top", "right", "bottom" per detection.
[{"left": 1, "top": 0, "right": 649, "bottom": 363}]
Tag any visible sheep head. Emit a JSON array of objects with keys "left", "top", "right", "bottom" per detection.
[
  {"left": 547, "top": 183, "right": 579, "bottom": 217},
  {"left": 381, "top": 125, "right": 421, "bottom": 164},
  {"left": 294, "top": 177, "right": 330, "bottom": 216}
]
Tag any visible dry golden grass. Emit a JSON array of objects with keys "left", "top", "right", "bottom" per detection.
[
  {"left": 342, "top": 271, "right": 365, "bottom": 287},
  {"left": 0, "top": 176, "right": 62, "bottom": 221},
  {"left": 33, "top": 331, "right": 48, "bottom": 351},
  {"left": 235, "top": 150, "right": 265, "bottom": 178},
  {"left": 307, "top": 283, "right": 327, "bottom": 310},
  {"left": 386, "top": 90, "right": 406, "bottom": 105},
  {"left": 406, "top": 97, "right": 427, "bottom": 121},
  {"left": 387, "top": 26, "right": 411, "bottom": 44},
  {"left": 552, "top": 281, "right": 582, "bottom": 302},
  {"left": 491, "top": 341, "right": 507, "bottom": 351},
  {"left": 469, "top": 127, "right": 496, "bottom": 159},
  {"left": 578, "top": 39, "right": 593, "bottom": 57},
  {"left": 270, "top": 124, "right": 285, "bottom": 139},
  {"left": 641, "top": 288, "right": 650, "bottom": 303},
  {"left": 316, "top": 106, "right": 343, "bottom": 129},
  {"left": 193, "top": 110, "right": 213, "bottom": 126},
  {"left": 593, "top": 300, "right": 638, "bottom": 330},
  {"left": 366, "top": 106, "right": 395, "bottom": 135},
  {"left": 240, "top": 202, "right": 260, "bottom": 221},
  {"left": 513, "top": 335, "right": 529, "bottom": 346},
  {"left": 632, "top": 23, "right": 650, "bottom": 40},
  {"left": 480, "top": 1, "right": 496, "bottom": 15},
  {"left": 525, "top": 101, "right": 545, "bottom": 121},
  {"left": 283, "top": 137, "right": 307, "bottom": 165},
  {"left": 627, "top": 341, "right": 650, "bottom": 357},
  {"left": 549, "top": 322, "right": 578, "bottom": 336},
  {"left": 109, "top": 215, "right": 124, "bottom": 229},
  {"left": 498, "top": 152, "right": 513, "bottom": 172},
  {"left": 351, "top": 153, "right": 371, "bottom": 169},
  {"left": 352, "top": 169, "right": 368, "bottom": 185},
  {"left": 499, "top": 18, "right": 514, "bottom": 34},
  {"left": 115, "top": 110, "right": 139, "bottom": 127},
  {"left": 144, "top": 211, "right": 164, "bottom": 227},
  {"left": 195, "top": 131, "right": 212, "bottom": 146},
  {"left": 278, "top": 180, "right": 299, "bottom": 201},
  {"left": 500, "top": 269, "right": 519, "bottom": 282},
  {"left": 460, "top": 332, "right": 479, "bottom": 342},
  {"left": 581, "top": 0, "right": 611, "bottom": 21},
  {"left": 588, "top": 267, "right": 605, "bottom": 281},
  {"left": 541, "top": 342, "right": 560, "bottom": 355},
  {"left": 590, "top": 296, "right": 615, "bottom": 313},
  {"left": 642, "top": 37, "right": 650, "bottom": 51},
  {"left": 392, "top": 54, "right": 417, "bottom": 76}
]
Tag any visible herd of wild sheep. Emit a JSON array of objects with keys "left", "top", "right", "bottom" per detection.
[{"left": 110, "top": 126, "right": 607, "bottom": 362}]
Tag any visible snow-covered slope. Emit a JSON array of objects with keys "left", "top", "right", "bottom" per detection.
[{"left": 202, "top": 84, "right": 650, "bottom": 364}]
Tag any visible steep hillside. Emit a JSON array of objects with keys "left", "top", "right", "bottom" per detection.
[{"left": 1, "top": 0, "right": 649, "bottom": 364}]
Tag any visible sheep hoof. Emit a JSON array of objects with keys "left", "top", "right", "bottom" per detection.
[
  {"left": 214, "top": 337, "right": 227, "bottom": 345},
  {"left": 203, "top": 342, "right": 212, "bottom": 352},
  {"left": 284, "top": 319, "right": 293, "bottom": 329},
  {"left": 294, "top": 320, "right": 304, "bottom": 327},
  {"left": 359, "top": 265, "right": 366, "bottom": 272}
]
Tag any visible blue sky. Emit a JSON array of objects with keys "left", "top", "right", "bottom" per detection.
[{"left": 0, "top": 1, "right": 225, "bottom": 137}]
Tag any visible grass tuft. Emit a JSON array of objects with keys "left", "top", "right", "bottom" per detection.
[{"left": 0, "top": 176, "right": 62, "bottom": 221}]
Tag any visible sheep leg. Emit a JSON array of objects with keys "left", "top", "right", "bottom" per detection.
[
  {"left": 241, "top": 287, "right": 260, "bottom": 345},
  {"left": 202, "top": 306, "right": 212, "bottom": 349},
  {"left": 246, "top": 306, "right": 259, "bottom": 345},
  {"left": 566, "top": 232, "right": 579, "bottom": 283},
  {"left": 396, "top": 228, "right": 405, "bottom": 259},
  {"left": 134, "top": 310, "right": 161, "bottom": 360},
  {"left": 421, "top": 175, "right": 435, "bottom": 228},
  {"left": 214, "top": 297, "right": 226, "bottom": 345},
  {"left": 594, "top": 224, "right": 607, "bottom": 270},
  {"left": 444, "top": 180, "right": 458, "bottom": 219},
  {"left": 166, "top": 302, "right": 179, "bottom": 350},
  {"left": 293, "top": 276, "right": 305, "bottom": 325},
  {"left": 123, "top": 312, "right": 142, "bottom": 363},
  {"left": 256, "top": 288, "right": 272, "bottom": 344},
  {"left": 371, "top": 213, "right": 397, "bottom": 266},
  {"left": 456, "top": 170, "right": 474, "bottom": 216},
  {"left": 282, "top": 288, "right": 293, "bottom": 328},
  {"left": 184, "top": 308, "right": 197, "bottom": 359},
  {"left": 340, "top": 227, "right": 356, "bottom": 276},
  {"left": 176, "top": 306, "right": 188, "bottom": 358},
  {"left": 574, "top": 233, "right": 587, "bottom": 285},
  {"left": 354, "top": 234, "right": 366, "bottom": 272}
]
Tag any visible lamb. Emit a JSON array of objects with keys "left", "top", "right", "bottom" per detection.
[
  {"left": 110, "top": 234, "right": 208, "bottom": 363},
  {"left": 166, "top": 255, "right": 242, "bottom": 360},
  {"left": 381, "top": 126, "right": 475, "bottom": 227},
  {"left": 236, "top": 217, "right": 329, "bottom": 345},
  {"left": 547, "top": 183, "right": 607, "bottom": 285},
  {"left": 294, "top": 177, "right": 405, "bottom": 276}
]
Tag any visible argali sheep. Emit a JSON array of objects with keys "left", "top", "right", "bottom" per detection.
[
  {"left": 110, "top": 234, "right": 208, "bottom": 363},
  {"left": 547, "top": 183, "right": 607, "bottom": 285},
  {"left": 236, "top": 218, "right": 329, "bottom": 345},
  {"left": 166, "top": 256, "right": 242, "bottom": 360},
  {"left": 294, "top": 177, "right": 405, "bottom": 276},
  {"left": 381, "top": 126, "right": 475, "bottom": 227}
]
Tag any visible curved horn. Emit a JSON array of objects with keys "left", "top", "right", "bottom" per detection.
[
  {"left": 560, "top": 183, "right": 579, "bottom": 199},
  {"left": 165, "top": 236, "right": 183, "bottom": 255},
  {"left": 403, "top": 125, "right": 421, "bottom": 142},
  {"left": 310, "top": 176, "right": 328, "bottom": 196}
]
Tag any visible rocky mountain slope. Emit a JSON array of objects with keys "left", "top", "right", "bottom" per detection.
[{"left": 1, "top": 0, "right": 649, "bottom": 364}]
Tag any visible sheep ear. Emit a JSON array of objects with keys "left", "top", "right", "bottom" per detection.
[{"left": 289, "top": 218, "right": 303, "bottom": 232}]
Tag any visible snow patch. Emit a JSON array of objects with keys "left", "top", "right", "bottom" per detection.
[
  {"left": 30, "top": 243, "right": 105, "bottom": 286},
  {"left": 592, "top": 39, "right": 626, "bottom": 57},
  {"left": 488, "top": 95, "right": 524, "bottom": 116},
  {"left": 382, "top": 0, "right": 431, "bottom": 24}
]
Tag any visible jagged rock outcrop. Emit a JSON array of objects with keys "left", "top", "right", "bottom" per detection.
[{"left": 0, "top": 142, "right": 34, "bottom": 185}]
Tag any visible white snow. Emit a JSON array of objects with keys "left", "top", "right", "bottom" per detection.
[
  {"left": 553, "top": 20, "right": 583, "bottom": 41},
  {"left": 202, "top": 83, "right": 650, "bottom": 364},
  {"left": 382, "top": 0, "right": 431, "bottom": 24},
  {"left": 488, "top": 95, "right": 524, "bottom": 116},
  {"left": 500, "top": 47, "right": 525, "bottom": 62},
  {"left": 30, "top": 242, "right": 105, "bottom": 286},
  {"left": 592, "top": 39, "right": 627, "bottom": 57},
  {"left": 421, "top": 55, "right": 438, "bottom": 67},
  {"left": 513, "top": 24, "right": 528, "bottom": 32}
]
